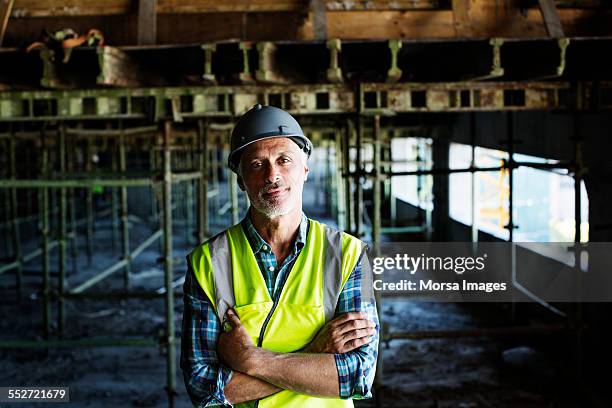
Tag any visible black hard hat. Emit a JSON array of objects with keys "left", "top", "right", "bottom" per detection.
[{"left": 228, "top": 104, "right": 313, "bottom": 173}]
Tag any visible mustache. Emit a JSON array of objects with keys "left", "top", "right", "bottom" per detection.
[{"left": 260, "top": 182, "right": 287, "bottom": 195}]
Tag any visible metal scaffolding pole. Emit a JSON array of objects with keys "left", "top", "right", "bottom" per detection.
[
  {"left": 85, "top": 138, "right": 94, "bottom": 264},
  {"left": 372, "top": 115, "right": 384, "bottom": 406},
  {"left": 470, "top": 113, "right": 478, "bottom": 243},
  {"left": 119, "top": 123, "right": 131, "bottom": 290},
  {"left": 58, "top": 123, "right": 67, "bottom": 335},
  {"left": 212, "top": 135, "right": 220, "bottom": 220},
  {"left": 197, "top": 119, "right": 209, "bottom": 242},
  {"left": 162, "top": 121, "right": 177, "bottom": 408},
  {"left": 9, "top": 126, "right": 23, "bottom": 300},
  {"left": 67, "top": 130, "right": 78, "bottom": 275},
  {"left": 354, "top": 117, "right": 363, "bottom": 238},
  {"left": 38, "top": 130, "right": 51, "bottom": 339},
  {"left": 111, "top": 139, "right": 120, "bottom": 254},
  {"left": 343, "top": 120, "right": 353, "bottom": 234},
  {"left": 334, "top": 128, "right": 346, "bottom": 230}
]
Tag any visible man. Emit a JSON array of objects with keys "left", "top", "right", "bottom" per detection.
[{"left": 181, "top": 104, "right": 379, "bottom": 407}]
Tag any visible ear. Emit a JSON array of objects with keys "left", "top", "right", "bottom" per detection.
[
  {"left": 304, "top": 164, "right": 309, "bottom": 182},
  {"left": 237, "top": 175, "right": 246, "bottom": 191}
]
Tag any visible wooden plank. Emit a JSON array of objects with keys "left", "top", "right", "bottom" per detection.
[
  {"left": 0, "top": 0, "right": 15, "bottom": 46},
  {"left": 451, "top": 0, "right": 472, "bottom": 37},
  {"left": 157, "top": 0, "right": 304, "bottom": 13},
  {"left": 3, "top": 7, "right": 612, "bottom": 45},
  {"left": 12, "top": 0, "right": 130, "bottom": 17},
  {"left": 322, "top": 10, "right": 458, "bottom": 39},
  {"left": 538, "top": 0, "right": 565, "bottom": 38},
  {"left": 311, "top": 0, "right": 327, "bottom": 40},
  {"left": 137, "top": 0, "right": 157, "bottom": 45},
  {"left": 11, "top": 0, "right": 443, "bottom": 17}
]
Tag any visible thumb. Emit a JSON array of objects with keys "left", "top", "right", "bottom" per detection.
[{"left": 225, "top": 308, "right": 242, "bottom": 328}]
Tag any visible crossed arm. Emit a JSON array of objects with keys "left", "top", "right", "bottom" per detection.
[
  {"left": 180, "top": 263, "right": 379, "bottom": 407},
  {"left": 219, "top": 309, "right": 375, "bottom": 404}
]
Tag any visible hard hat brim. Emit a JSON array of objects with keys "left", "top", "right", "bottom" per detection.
[{"left": 228, "top": 134, "right": 312, "bottom": 173}]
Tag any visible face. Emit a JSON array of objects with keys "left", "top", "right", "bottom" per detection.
[{"left": 238, "top": 137, "right": 309, "bottom": 219}]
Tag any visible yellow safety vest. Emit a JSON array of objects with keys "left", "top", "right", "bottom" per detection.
[{"left": 188, "top": 219, "right": 365, "bottom": 408}]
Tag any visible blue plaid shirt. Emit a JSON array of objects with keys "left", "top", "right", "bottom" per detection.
[{"left": 181, "top": 213, "right": 379, "bottom": 407}]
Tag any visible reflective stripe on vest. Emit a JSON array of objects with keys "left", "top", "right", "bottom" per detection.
[{"left": 188, "top": 219, "right": 365, "bottom": 408}]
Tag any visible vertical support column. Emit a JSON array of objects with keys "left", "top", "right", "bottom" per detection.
[
  {"left": 507, "top": 112, "right": 515, "bottom": 243},
  {"left": 85, "top": 138, "right": 94, "bottom": 264},
  {"left": 197, "top": 119, "right": 209, "bottom": 242},
  {"left": 470, "top": 113, "right": 478, "bottom": 243},
  {"left": 8, "top": 126, "right": 22, "bottom": 300},
  {"left": 162, "top": 121, "right": 176, "bottom": 408},
  {"left": 325, "top": 138, "right": 333, "bottom": 216},
  {"left": 119, "top": 123, "right": 131, "bottom": 291},
  {"left": 431, "top": 133, "right": 450, "bottom": 241},
  {"left": 354, "top": 116, "right": 364, "bottom": 238},
  {"left": 39, "top": 130, "right": 51, "bottom": 339},
  {"left": 212, "top": 135, "right": 220, "bottom": 220},
  {"left": 230, "top": 170, "right": 239, "bottom": 225},
  {"left": 372, "top": 116, "right": 382, "bottom": 248},
  {"left": 109, "top": 137, "right": 118, "bottom": 253},
  {"left": 67, "top": 130, "right": 78, "bottom": 275},
  {"left": 149, "top": 142, "right": 158, "bottom": 224},
  {"left": 372, "top": 116, "right": 384, "bottom": 408},
  {"left": 343, "top": 120, "right": 353, "bottom": 233},
  {"left": 58, "top": 123, "right": 67, "bottom": 335},
  {"left": 506, "top": 112, "right": 517, "bottom": 323},
  {"left": 334, "top": 129, "right": 346, "bottom": 230},
  {"left": 572, "top": 115, "right": 584, "bottom": 388}
]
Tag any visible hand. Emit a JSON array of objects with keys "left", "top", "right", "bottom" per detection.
[
  {"left": 303, "top": 312, "right": 376, "bottom": 354},
  {"left": 217, "top": 308, "right": 257, "bottom": 372}
]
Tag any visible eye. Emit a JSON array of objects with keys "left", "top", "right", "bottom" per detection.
[
  {"left": 250, "top": 161, "right": 262, "bottom": 169},
  {"left": 278, "top": 156, "right": 292, "bottom": 165}
]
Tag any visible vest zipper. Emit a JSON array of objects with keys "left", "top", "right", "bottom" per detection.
[{"left": 253, "top": 281, "right": 284, "bottom": 408}]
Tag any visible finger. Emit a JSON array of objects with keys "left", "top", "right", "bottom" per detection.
[
  {"left": 336, "top": 318, "right": 373, "bottom": 334},
  {"left": 341, "top": 336, "right": 373, "bottom": 353},
  {"left": 224, "top": 308, "right": 242, "bottom": 328},
  {"left": 332, "top": 312, "right": 368, "bottom": 326},
  {"left": 343, "top": 327, "right": 377, "bottom": 342}
]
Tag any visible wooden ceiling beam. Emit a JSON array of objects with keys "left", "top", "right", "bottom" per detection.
[
  {"left": 451, "top": 0, "right": 473, "bottom": 37},
  {"left": 137, "top": 0, "right": 156, "bottom": 45},
  {"left": 0, "top": 0, "right": 15, "bottom": 45},
  {"left": 539, "top": 0, "right": 565, "bottom": 38}
]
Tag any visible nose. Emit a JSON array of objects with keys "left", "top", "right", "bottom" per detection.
[{"left": 263, "top": 161, "right": 280, "bottom": 184}]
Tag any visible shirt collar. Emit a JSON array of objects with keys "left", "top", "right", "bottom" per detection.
[{"left": 241, "top": 211, "right": 308, "bottom": 255}]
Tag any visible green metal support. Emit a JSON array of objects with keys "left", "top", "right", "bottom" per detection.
[
  {"left": 343, "top": 120, "right": 353, "bottom": 234},
  {"left": 110, "top": 145, "right": 119, "bottom": 253},
  {"left": 9, "top": 127, "right": 23, "bottom": 300},
  {"left": 354, "top": 116, "right": 364, "bottom": 237},
  {"left": 39, "top": 133, "right": 51, "bottom": 339},
  {"left": 326, "top": 39, "right": 343, "bottom": 83},
  {"left": 197, "top": 119, "right": 209, "bottom": 242},
  {"left": 334, "top": 129, "right": 346, "bottom": 230},
  {"left": 58, "top": 123, "right": 67, "bottom": 335},
  {"left": 212, "top": 136, "right": 220, "bottom": 220},
  {"left": 119, "top": 123, "right": 131, "bottom": 290},
  {"left": 239, "top": 42, "right": 255, "bottom": 84},
  {"left": 387, "top": 40, "right": 403, "bottom": 83},
  {"left": 201, "top": 43, "right": 217, "bottom": 84},
  {"left": 162, "top": 121, "right": 177, "bottom": 408},
  {"left": 85, "top": 138, "right": 94, "bottom": 264},
  {"left": 67, "top": 131, "right": 78, "bottom": 275},
  {"left": 230, "top": 169, "right": 239, "bottom": 225}
]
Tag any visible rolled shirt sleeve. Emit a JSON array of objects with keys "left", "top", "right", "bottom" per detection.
[
  {"left": 333, "top": 255, "right": 380, "bottom": 399},
  {"left": 180, "top": 266, "right": 233, "bottom": 407}
]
